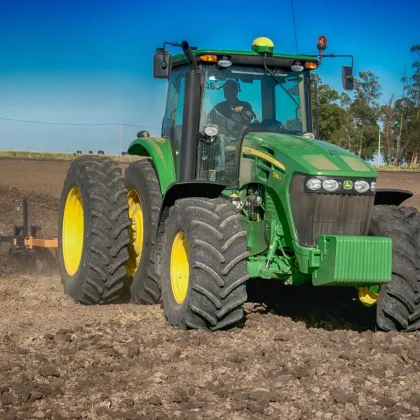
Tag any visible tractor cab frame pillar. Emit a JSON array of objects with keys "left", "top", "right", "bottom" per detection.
[
  {"left": 179, "top": 69, "right": 201, "bottom": 181},
  {"left": 176, "top": 41, "right": 202, "bottom": 182}
]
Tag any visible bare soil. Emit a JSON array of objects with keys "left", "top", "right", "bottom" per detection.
[{"left": 1, "top": 159, "right": 420, "bottom": 420}]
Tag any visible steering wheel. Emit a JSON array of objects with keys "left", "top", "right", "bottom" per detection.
[{"left": 232, "top": 108, "right": 257, "bottom": 124}]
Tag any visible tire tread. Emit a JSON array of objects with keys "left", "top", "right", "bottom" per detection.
[{"left": 371, "top": 205, "right": 420, "bottom": 332}]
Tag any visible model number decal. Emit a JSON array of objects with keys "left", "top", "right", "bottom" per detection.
[{"left": 242, "top": 147, "right": 286, "bottom": 172}]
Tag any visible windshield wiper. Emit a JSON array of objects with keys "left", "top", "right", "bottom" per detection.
[{"left": 263, "top": 54, "right": 301, "bottom": 110}]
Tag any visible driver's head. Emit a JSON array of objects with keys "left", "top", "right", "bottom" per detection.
[{"left": 223, "top": 80, "right": 239, "bottom": 102}]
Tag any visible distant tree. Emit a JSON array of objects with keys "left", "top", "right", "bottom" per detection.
[
  {"left": 380, "top": 95, "right": 395, "bottom": 165},
  {"left": 309, "top": 54, "right": 418, "bottom": 165},
  {"left": 309, "top": 74, "right": 347, "bottom": 144},
  {"left": 349, "top": 71, "right": 382, "bottom": 160},
  {"left": 390, "top": 45, "right": 420, "bottom": 166}
]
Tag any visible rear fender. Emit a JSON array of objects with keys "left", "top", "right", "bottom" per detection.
[{"left": 127, "top": 137, "right": 176, "bottom": 194}]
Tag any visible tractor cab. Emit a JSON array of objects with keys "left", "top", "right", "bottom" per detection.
[{"left": 155, "top": 38, "right": 321, "bottom": 186}]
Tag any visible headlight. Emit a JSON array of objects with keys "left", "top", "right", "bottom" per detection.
[
  {"left": 354, "top": 180, "right": 370, "bottom": 193},
  {"left": 204, "top": 125, "right": 218, "bottom": 137},
  {"left": 322, "top": 179, "right": 340, "bottom": 192},
  {"left": 370, "top": 181, "right": 376, "bottom": 192},
  {"left": 306, "top": 178, "right": 322, "bottom": 190}
]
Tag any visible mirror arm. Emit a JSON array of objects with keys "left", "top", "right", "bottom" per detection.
[
  {"left": 303, "top": 53, "right": 354, "bottom": 69},
  {"left": 160, "top": 41, "right": 198, "bottom": 71},
  {"left": 321, "top": 54, "right": 354, "bottom": 69},
  {"left": 160, "top": 41, "right": 182, "bottom": 71}
]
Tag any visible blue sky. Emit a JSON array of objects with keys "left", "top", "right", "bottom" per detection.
[{"left": 0, "top": 0, "right": 419, "bottom": 154}]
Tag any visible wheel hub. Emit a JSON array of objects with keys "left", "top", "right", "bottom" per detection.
[
  {"left": 62, "top": 186, "right": 84, "bottom": 276},
  {"left": 170, "top": 231, "right": 189, "bottom": 304},
  {"left": 126, "top": 190, "right": 144, "bottom": 276},
  {"left": 358, "top": 286, "right": 379, "bottom": 307}
]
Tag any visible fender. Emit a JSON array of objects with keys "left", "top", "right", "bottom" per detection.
[
  {"left": 127, "top": 137, "right": 176, "bottom": 194},
  {"left": 154, "top": 180, "right": 227, "bottom": 243},
  {"left": 374, "top": 188, "right": 413, "bottom": 206}
]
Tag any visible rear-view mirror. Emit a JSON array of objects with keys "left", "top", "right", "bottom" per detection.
[
  {"left": 154, "top": 48, "right": 171, "bottom": 79},
  {"left": 342, "top": 65, "right": 354, "bottom": 90}
]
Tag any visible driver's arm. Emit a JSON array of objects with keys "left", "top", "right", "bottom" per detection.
[{"left": 235, "top": 101, "right": 256, "bottom": 122}]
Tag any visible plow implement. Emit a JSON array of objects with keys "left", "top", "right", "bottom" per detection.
[{"left": 0, "top": 198, "right": 58, "bottom": 272}]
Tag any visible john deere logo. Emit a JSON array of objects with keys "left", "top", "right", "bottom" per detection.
[{"left": 343, "top": 180, "right": 353, "bottom": 190}]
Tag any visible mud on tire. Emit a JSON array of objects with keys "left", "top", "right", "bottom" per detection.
[
  {"left": 124, "top": 158, "right": 162, "bottom": 304},
  {"left": 57, "top": 156, "right": 130, "bottom": 304},
  {"left": 161, "top": 197, "right": 249, "bottom": 331},
  {"left": 369, "top": 205, "right": 420, "bottom": 332}
]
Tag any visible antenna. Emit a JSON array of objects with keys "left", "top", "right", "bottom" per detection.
[{"left": 290, "top": 0, "right": 298, "bottom": 54}]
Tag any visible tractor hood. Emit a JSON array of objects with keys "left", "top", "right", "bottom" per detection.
[{"left": 242, "top": 132, "right": 377, "bottom": 178}]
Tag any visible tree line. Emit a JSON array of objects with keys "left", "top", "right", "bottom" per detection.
[{"left": 310, "top": 44, "right": 420, "bottom": 166}]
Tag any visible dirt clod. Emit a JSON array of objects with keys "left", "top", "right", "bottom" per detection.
[
  {"left": 377, "top": 396, "right": 395, "bottom": 407},
  {"left": 39, "top": 366, "right": 60, "bottom": 378},
  {"left": 0, "top": 394, "right": 13, "bottom": 406},
  {"left": 148, "top": 394, "right": 163, "bottom": 405},
  {"left": 247, "top": 399, "right": 268, "bottom": 414},
  {"left": 127, "top": 341, "right": 139, "bottom": 358},
  {"left": 29, "top": 391, "right": 43, "bottom": 402}
]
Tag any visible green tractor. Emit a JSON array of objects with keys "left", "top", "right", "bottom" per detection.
[{"left": 57, "top": 36, "right": 419, "bottom": 332}]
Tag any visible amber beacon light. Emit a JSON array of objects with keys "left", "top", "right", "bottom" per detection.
[{"left": 317, "top": 36, "right": 327, "bottom": 62}]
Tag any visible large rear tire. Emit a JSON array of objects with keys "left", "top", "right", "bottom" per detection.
[
  {"left": 160, "top": 197, "right": 249, "bottom": 331},
  {"left": 57, "top": 156, "right": 130, "bottom": 304},
  {"left": 124, "top": 159, "right": 162, "bottom": 304},
  {"left": 369, "top": 205, "right": 420, "bottom": 332}
]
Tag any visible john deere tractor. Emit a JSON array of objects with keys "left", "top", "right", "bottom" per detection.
[{"left": 57, "top": 36, "right": 419, "bottom": 332}]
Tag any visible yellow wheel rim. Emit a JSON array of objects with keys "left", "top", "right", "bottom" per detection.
[
  {"left": 126, "top": 189, "right": 144, "bottom": 276},
  {"left": 62, "top": 186, "right": 84, "bottom": 276},
  {"left": 170, "top": 231, "right": 189, "bottom": 304},
  {"left": 358, "top": 287, "right": 379, "bottom": 307}
]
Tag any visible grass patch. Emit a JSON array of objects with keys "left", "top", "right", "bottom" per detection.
[
  {"left": 0, "top": 150, "right": 141, "bottom": 162},
  {"left": 373, "top": 165, "right": 420, "bottom": 172}
]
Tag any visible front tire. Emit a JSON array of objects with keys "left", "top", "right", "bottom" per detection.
[
  {"left": 369, "top": 205, "right": 420, "bottom": 332},
  {"left": 57, "top": 156, "right": 130, "bottom": 304},
  {"left": 161, "top": 197, "right": 249, "bottom": 331}
]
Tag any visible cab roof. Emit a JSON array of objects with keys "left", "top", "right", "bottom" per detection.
[{"left": 171, "top": 49, "right": 318, "bottom": 70}]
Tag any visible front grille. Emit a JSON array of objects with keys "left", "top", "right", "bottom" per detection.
[{"left": 289, "top": 174, "right": 374, "bottom": 247}]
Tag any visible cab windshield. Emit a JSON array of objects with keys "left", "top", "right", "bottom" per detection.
[{"left": 196, "top": 65, "right": 311, "bottom": 185}]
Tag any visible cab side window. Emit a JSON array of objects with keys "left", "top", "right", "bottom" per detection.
[{"left": 162, "top": 68, "right": 187, "bottom": 160}]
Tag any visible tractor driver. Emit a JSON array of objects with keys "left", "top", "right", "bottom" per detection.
[
  {"left": 206, "top": 80, "right": 257, "bottom": 178},
  {"left": 208, "top": 79, "right": 256, "bottom": 130}
]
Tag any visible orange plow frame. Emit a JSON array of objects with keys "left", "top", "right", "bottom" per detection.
[
  {"left": 12, "top": 236, "right": 58, "bottom": 249},
  {"left": 0, "top": 198, "right": 58, "bottom": 253}
]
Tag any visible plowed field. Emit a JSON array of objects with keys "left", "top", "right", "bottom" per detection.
[{"left": 1, "top": 158, "right": 420, "bottom": 420}]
